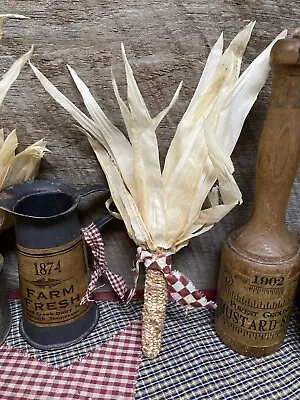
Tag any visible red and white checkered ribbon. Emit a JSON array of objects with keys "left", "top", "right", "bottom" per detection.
[
  {"left": 81, "top": 222, "right": 128, "bottom": 304},
  {"left": 130, "top": 247, "right": 216, "bottom": 310},
  {"left": 82, "top": 223, "right": 216, "bottom": 309}
]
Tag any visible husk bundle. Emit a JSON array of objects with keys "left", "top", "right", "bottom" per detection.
[
  {"left": 29, "top": 22, "right": 287, "bottom": 357},
  {"left": 0, "top": 15, "right": 47, "bottom": 232}
]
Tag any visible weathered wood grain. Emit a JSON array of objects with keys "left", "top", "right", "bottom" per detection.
[{"left": 0, "top": 0, "right": 299, "bottom": 291}]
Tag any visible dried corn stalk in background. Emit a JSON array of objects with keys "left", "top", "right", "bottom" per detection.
[
  {"left": 30, "top": 22, "right": 287, "bottom": 358},
  {"left": 0, "top": 15, "right": 47, "bottom": 232}
]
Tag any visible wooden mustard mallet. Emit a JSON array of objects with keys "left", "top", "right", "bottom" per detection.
[{"left": 214, "top": 32, "right": 300, "bottom": 357}]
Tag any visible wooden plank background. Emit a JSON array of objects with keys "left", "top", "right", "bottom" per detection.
[{"left": 0, "top": 0, "right": 299, "bottom": 292}]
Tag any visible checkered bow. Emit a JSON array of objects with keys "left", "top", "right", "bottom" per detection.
[
  {"left": 82, "top": 223, "right": 216, "bottom": 310},
  {"left": 130, "top": 247, "right": 216, "bottom": 310},
  {"left": 81, "top": 222, "right": 128, "bottom": 304}
]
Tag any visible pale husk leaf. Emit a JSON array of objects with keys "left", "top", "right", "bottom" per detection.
[
  {"left": 29, "top": 62, "right": 107, "bottom": 145},
  {"left": 186, "top": 33, "right": 223, "bottom": 113},
  {"left": 67, "top": 64, "right": 137, "bottom": 198},
  {"left": 163, "top": 21, "right": 255, "bottom": 187},
  {"left": 2, "top": 138, "right": 47, "bottom": 186},
  {"left": 162, "top": 22, "right": 254, "bottom": 246},
  {"left": 29, "top": 24, "right": 286, "bottom": 255},
  {"left": 184, "top": 28, "right": 287, "bottom": 231},
  {"left": 0, "top": 37, "right": 46, "bottom": 233},
  {"left": 170, "top": 27, "right": 287, "bottom": 248},
  {"left": 117, "top": 44, "right": 180, "bottom": 248},
  {"left": 0, "top": 130, "right": 18, "bottom": 188},
  {"left": 0, "top": 46, "right": 34, "bottom": 107},
  {"left": 112, "top": 47, "right": 182, "bottom": 247},
  {"left": 30, "top": 61, "right": 153, "bottom": 246},
  {"left": 86, "top": 135, "right": 153, "bottom": 248},
  {"left": 0, "top": 128, "right": 4, "bottom": 147},
  {"left": 0, "top": 136, "right": 47, "bottom": 233},
  {"left": 0, "top": 129, "right": 18, "bottom": 168},
  {"left": 0, "top": 14, "right": 29, "bottom": 39},
  {"left": 217, "top": 28, "right": 288, "bottom": 154}
]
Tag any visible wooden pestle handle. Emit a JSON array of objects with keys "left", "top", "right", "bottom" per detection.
[
  {"left": 232, "top": 37, "right": 300, "bottom": 260},
  {"left": 253, "top": 38, "right": 300, "bottom": 224}
]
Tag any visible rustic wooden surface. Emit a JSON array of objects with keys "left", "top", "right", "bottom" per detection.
[{"left": 0, "top": 1, "right": 299, "bottom": 292}]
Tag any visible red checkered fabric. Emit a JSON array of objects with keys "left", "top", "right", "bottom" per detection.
[
  {"left": 82, "top": 224, "right": 216, "bottom": 310},
  {"left": 82, "top": 222, "right": 128, "bottom": 303},
  {"left": 0, "top": 319, "right": 142, "bottom": 400},
  {"left": 135, "top": 247, "right": 216, "bottom": 310}
]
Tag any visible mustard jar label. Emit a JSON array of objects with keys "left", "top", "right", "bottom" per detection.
[
  {"left": 17, "top": 236, "right": 89, "bottom": 327},
  {"left": 216, "top": 263, "right": 299, "bottom": 347}
]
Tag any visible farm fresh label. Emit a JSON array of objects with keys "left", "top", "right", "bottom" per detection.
[{"left": 17, "top": 236, "right": 89, "bottom": 327}]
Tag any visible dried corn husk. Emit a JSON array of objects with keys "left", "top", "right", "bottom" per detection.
[
  {"left": 0, "top": 14, "right": 29, "bottom": 39},
  {"left": 0, "top": 15, "right": 47, "bottom": 232},
  {"left": 30, "top": 23, "right": 287, "bottom": 357},
  {"left": 0, "top": 132, "right": 47, "bottom": 232}
]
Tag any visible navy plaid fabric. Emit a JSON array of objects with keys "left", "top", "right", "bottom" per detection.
[
  {"left": 4, "top": 300, "right": 300, "bottom": 399},
  {"left": 136, "top": 305, "right": 300, "bottom": 400}
]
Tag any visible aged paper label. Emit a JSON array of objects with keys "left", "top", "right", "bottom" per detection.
[
  {"left": 17, "top": 236, "right": 89, "bottom": 327},
  {"left": 216, "top": 263, "right": 299, "bottom": 347}
]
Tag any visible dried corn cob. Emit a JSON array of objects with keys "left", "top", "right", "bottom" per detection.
[{"left": 142, "top": 269, "right": 167, "bottom": 359}]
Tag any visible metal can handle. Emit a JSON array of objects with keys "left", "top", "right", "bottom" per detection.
[
  {"left": 76, "top": 184, "right": 115, "bottom": 230},
  {"left": 76, "top": 184, "right": 110, "bottom": 199}
]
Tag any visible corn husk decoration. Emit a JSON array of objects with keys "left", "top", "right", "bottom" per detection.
[
  {"left": 0, "top": 15, "right": 47, "bottom": 232},
  {"left": 0, "top": 14, "right": 29, "bottom": 39},
  {"left": 29, "top": 22, "right": 287, "bottom": 358}
]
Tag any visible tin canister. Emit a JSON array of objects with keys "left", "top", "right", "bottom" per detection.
[{"left": 0, "top": 180, "right": 111, "bottom": 350}]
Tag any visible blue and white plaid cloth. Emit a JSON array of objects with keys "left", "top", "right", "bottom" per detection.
[
  {"left": 5, "top": 300, "right": 300, "bottom": 399},
  {"left": 136, "top": 304, "right": 300, "bottom": 400}
]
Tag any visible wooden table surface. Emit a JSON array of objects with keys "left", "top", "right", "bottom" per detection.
[{"left": 0, "top": 1, "right": 299, "bottom": 291}]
